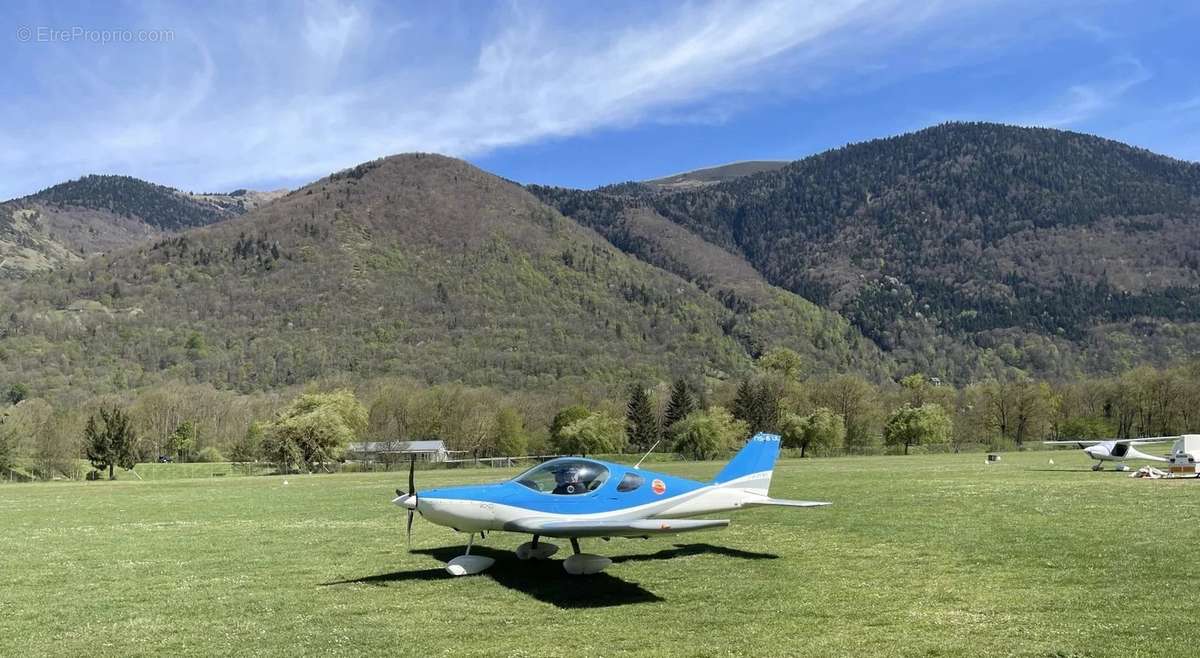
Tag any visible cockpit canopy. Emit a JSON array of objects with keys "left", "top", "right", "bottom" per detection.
[{"left": 514, "top": 459, "right": 610, "bottom": 495}]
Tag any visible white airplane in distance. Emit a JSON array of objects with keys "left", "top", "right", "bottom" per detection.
[{"left": 1043, "top": 436, "right": 1176, "bottom": 471}]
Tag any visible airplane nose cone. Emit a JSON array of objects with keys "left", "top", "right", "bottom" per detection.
[{"left": 392, "top": 493, "right": 418, "bottom": 510}]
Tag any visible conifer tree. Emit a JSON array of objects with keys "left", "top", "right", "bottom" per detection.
[
  {"left": 625, "top": 383, "right": 659, "bottom": 451},
  {"left": 663, "top": 378, "right": 697, "bottom": 431},
  {"left": 756, "top": 379, "right": 782, "bottom": 433},
  {"left": 85, "top": 406, "right": 138, "bottom": 480},
  {"left": 732, "top": 379, "right": 759, "bottom": 431}
]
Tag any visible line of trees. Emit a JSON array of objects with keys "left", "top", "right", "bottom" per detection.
[{"left": 3, "top": 347, "right": 1200, "bottom": 481}]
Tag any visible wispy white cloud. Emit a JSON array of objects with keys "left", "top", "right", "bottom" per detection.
[
  {"left": 1, "top": 0, "right": 1003, "bottom": 197},
  {"left": 1163, "top": 95, "right": 1200, "bottom": 113},
  {"left": 303, "top": 0, "right": 365, "bottom": 62},
  {"left": 1069, "top": 17, "right": 1114, "bottom": 42},
  {"left": 1022, "top": 56, "right": 1151, "bottom": 128}
]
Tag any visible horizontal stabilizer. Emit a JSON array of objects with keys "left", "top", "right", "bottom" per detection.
[
  {"left": 742, "top": 498, "right": 831, "bottom": 509},
  {"left": 505, "top": 517, "right": 729, "bottom": 538}
]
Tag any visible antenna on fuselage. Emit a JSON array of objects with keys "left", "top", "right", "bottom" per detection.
[{"left": 633, "top": 440, "right": 661, "bottom": 470}]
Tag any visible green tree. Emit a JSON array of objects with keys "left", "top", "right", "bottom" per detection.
[
  {"left": 1059, "top": 416, "right": 1115, "bottom": 440},
  {"left": 196, "top": 446, "right": 224, "bottom": 463},
  {"left": 185, "top": 332, "right": 207, "bottom": 358},
  {"left": 884, "top": 403, "right": 952, "bottom": 455},
  {"left": 900, "top": 374, "right": 931, "bottom": 407},
  {"left": 229, "top": 422, "right": 265, "bottom": 463},
  {"left": 662, "top": 379, "right": 697, "bottom": 431},
  {"left": 554, "top": 411, "right": 626, "bottom": 456},
  {"left": 0, "top": 409, "right": 15, "bottom": 473},
  {"left": 85, "top": 406, "right": 138, "bottom": 480},
  {"left": 6, "top": 383, "right": 29, "bottom": 406},
  {"left": 625, "top": 384, "right": 659, "bottom": 451},
  {"left": 732, "top": 379, "right": 758, "bottom": 429},
  {"left": 813, "top": 375, "right": 881, "bottom": 451},
  {"left": 733, "top": 379, "right": 780, "bottom": 434},
  {"left": 549, "top": 405, "right": 590, "bottom": 449},
  {"left": 493, "top": 407, "right": 528, "bottom": 457},
  {"left": 671, "top": 407, "right": 749, "bottom": 460},
  {"left": 31, "top": 407, "right": 79, "bottom": 480},
  {"left": 756, "top": 379, "right": 782, "bottom": 433},
  {"left": 780, "top": 407, "right": 845, "bottom": 458},
  {"left": 758, "top": 347, "right": 804, "bottom": 380},
  {"left": 262, "top": 389, "right": 367, "bottom": 472},
  {"left": 168, "top": 420, "right": 197, "bottom": 462}
]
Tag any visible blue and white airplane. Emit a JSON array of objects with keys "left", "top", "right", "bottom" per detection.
[{"left": 393, "top": 433, "right": 829, "bottom": 576}]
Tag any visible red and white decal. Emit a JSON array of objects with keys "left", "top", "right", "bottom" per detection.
[{"left": 651, "top": 479, "right": 666, "bottom": 495}]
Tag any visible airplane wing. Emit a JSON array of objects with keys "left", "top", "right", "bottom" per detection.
[
  {"left": 742, "top": 497, "right": 831, "bottom": 509},
  {"left": 1044, "top": 436, "right": 1179, "bottom": 446},
  {"left": 505, "top": 518, "right": 730, "bottom": 538},
  {"left": 1118, "top": 436, "right": 1180, "bottom": 445}
]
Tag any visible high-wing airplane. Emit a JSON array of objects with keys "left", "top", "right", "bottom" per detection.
[
  {"left": 1042, "top": 436, "right": 1176, "bottom": 470},
  {"left": 392, "top": 433, "right": 829, "bottom": 576}
]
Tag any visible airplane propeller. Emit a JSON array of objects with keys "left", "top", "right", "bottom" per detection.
[{"left": 392, "top": 454, "right": 418, "bottom": 551}]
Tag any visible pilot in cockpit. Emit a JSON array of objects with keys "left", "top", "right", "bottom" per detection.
[{"left": 552, "top": 465, "right": 587, "bottom": 495}]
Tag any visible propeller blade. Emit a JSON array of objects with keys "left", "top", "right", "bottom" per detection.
[
  {"left": 408, "top": 454, "right": 416, "bottom": 495},
  {"left": 406, "top": 454, "right": 417, "bottom": 551}
]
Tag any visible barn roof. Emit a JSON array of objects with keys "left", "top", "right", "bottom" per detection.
[{"left": 347, "top": 440, "right": 447, "bottom": 453}]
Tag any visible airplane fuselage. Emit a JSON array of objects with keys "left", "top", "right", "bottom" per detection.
[
  {"left": 404, "top": 462, "right": 772, "bottom": 535},
  {"left": 1083, "top": 441, "right": 1166, "bottom": 463},
  {"left": 393, "top": 434, "right": 829, "bottom": 575}
]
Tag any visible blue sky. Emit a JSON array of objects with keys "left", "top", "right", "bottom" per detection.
[{"left": 2, "top": 1, "right": 1198, "bottom": 199}]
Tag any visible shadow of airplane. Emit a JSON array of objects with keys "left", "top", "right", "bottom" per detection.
[
  {"left": 1027, "top": 468, "right": 1127, "bottom": 472},
  {"left": 610, "top": 543, "right": 777, "bottom": 564},
  {"left": 321, "top": 542, "right": 776, "bottom": 609}
]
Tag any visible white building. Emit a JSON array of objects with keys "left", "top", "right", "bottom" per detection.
[{"left": 346, "top": 440, "right": 450, "bottom": 463}]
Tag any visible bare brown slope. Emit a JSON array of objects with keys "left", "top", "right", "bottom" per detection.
[
  {"left": 645, "top": 160, "right": 788, "bottom": 190},
  {"left": 1, "top": 175, "right": 270, "bottom": 277}
]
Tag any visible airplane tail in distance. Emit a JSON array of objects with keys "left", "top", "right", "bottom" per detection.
[{"left": 712, "top": 433, "right": 782, "bottom": 494}]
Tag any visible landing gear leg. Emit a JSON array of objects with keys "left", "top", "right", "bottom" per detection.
[
  {"left": 516, "top": 533, "right": 558, "bottom": 560},
  {"left": 563, "top": 537, "right": 611, "bottom": 575},
  {"left": 447, "top": 532, "right": 494, "bottom": 576},
  {"left": 1092, "top": 462, "right": 1104, "bottom": 471}
]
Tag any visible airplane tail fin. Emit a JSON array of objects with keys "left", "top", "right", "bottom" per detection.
[{"left": 712, "top": 433, "right": 782, "bottom": 494}]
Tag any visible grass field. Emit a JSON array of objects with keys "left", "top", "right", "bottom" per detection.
[{"left": 2, "top": 451, "right": 1197, "bottom": 657}]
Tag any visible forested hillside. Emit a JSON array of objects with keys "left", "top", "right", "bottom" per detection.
[
  {"left": 533, "top": 123, "right": 1200, "bottom": 381},
  {"left": 5, "top": 128, "right": 1200, "bottom": 479},
  {"left": 0, "top": 154, "right": 885, "bottom": 401},
  {"left": 0, "top": 175, "right": 271, "bottom": 277}
]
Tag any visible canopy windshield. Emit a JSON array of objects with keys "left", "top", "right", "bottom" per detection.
[{"left": 514, "top": 459, "right": 610, "bottom": 495}]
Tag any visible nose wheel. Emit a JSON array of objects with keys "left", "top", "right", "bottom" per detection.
[
  {"left": 1092, "top": 462, "right": 1104, "bottom": 471},
  {"left": 446, "top": 532, "right": 494, "bottom": 576}
]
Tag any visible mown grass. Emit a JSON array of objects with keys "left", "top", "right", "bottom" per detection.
[{"left": 1, "top": 451, "right": 1196, "bottom": 657}]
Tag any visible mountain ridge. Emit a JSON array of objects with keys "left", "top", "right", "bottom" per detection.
[
  {"left": 644, "top": 160, "right": 789, "bottom": 190},
  {"left": 1, "top": 175, "right": 284, "bottom": 278},
  {"left": 533, "top": 122, "right": 1200, "bottom": 381},
  {"left": 6, "top": 121, "right": 1199, "bottom": 398},
  {"left": 0, "top": 153, "right": 884, "bottom": 400}
]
